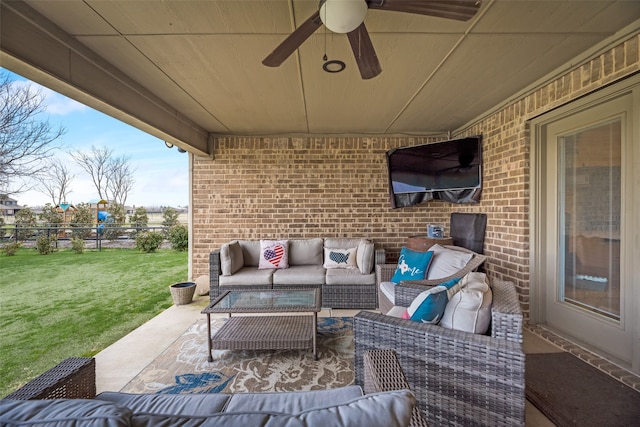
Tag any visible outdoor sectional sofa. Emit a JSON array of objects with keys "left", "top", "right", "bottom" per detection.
[
  {"left": 1, "top": 356, "right": 426, "bottom": 427},
  {"left": 209, "top": 238, "right": 385, "bottom": 309}
]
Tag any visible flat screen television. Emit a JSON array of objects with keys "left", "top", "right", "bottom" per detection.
[{"left": 386, "top": 135, "right": 482, "bottom": 208}]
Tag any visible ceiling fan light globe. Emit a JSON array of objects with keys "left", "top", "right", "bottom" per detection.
[{"left": 319, "top": 0, "right": 368, "bottom": 34}]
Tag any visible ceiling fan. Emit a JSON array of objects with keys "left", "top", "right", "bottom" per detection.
[{"left": 262, "top": 0, "right": 481, "bottom": 79}]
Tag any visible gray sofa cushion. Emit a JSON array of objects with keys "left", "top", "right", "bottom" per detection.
[
  {"left": 219, "top": 267, "right": 274, "bottom": 286},
  {"left": 0, "top": 399, "right": 132, "bottom": 427},
  {"left": 357, "top": 240, "right": 375, "bottom": 274},
  {"left": 288, "top": 238, "right": 323, "bottom": 266},
  {"left": 220, "top": 241, "right": 244, "bottom": 276},
  {"left": 239, "top": 240, "right": 262, "bottom": 267},
  {"left": 96, "top": 392, "right": 230, "bottom": 416},
  {"left": 325, "top": 269, "right": 376, "bottom": 285},
  {"left": 224, "top": 386, "right": 363, "bottom": 413},
  {"left": 273, "top": 265, "right": 326, "bottom": 286},
  {"left": 131, "top": 413, "right": 304, "bottom": 427}
]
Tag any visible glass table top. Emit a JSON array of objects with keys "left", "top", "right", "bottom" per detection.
[{"left": 204, "top": 288, "right": 320, "bottom": 313}]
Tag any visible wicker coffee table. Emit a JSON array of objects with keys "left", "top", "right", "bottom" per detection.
[{"left": 202, "top": 288, "right": 321, "bottom": 361}]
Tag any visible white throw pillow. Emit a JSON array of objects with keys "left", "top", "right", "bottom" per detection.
[
  {"left": 440, "top": 272, "right": 492, "bottom": 334},
  {"left": 258, "top": 240, "right": 289, "bottom": 269},
  {"left": 426, "top": 244, "right": 473, "bottom": 280},
  {"left": 324, "top": 247, "right": 358, "bottom": 269}
]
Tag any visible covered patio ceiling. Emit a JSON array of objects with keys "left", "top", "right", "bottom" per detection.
[{"left": 1, "top": 0, "right": 639, "bottom": 157}]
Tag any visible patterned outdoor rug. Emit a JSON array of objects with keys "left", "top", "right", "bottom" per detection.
[{"left": 120, "top": 317, "right": 354, "bottom": 394}]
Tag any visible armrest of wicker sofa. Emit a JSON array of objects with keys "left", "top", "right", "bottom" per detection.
[
  {"left": 3, "top": 357, "right": 96, "bottom": 400},
  {"left": 363, "top": 350, "right": 429, "bottom": 427},
  {"left": 209, "top": 249, "right": 222, "bottom": 300},
  {"left": 354, "top": 311, "right": 525, "bottom": 427}
]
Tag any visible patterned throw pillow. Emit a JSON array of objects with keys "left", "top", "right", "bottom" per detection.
[
  {"left": 401, "top": 286, "right": 449, "bottom": 323},
  {"left": 323, "top": 247, "right": 358, "bottom": 269},
  {"left": 258, "top": 240, "right": 289, "bottom": 269},
  {"left": 401, "top": 277, "right": 463, "bottom": 323},
  {"left": 391, "top": 247, "right": 434, "bottom": 283}
]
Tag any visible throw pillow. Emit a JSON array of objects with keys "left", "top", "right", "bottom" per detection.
[
  {"left": 220, "top": 241, "right": 244, "bottom": 276},
  {"left": 391, "top": 247, "right": 434, "bottom": 283},
  {"left": 356, "top": 239, "right": 375, "bottom": 274},
  {"left": 401, "top": 285, "right": 448, "bottom": 323},
  {"left": 323, "top": 247, "right": 358, "bottom": 269},
  {"left": 425, "top": 244, "right": 474, "bottom": 280},
  {"left": 258, "top": 240, "right": 289, "bottom": 269},
  {"left": 440, "top": 272, "right": 493, "bottom": 334}
]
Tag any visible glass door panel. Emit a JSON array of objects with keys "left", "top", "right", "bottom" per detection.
[{"left": 559, "top": 120, "right": 621, "bottom": 320}]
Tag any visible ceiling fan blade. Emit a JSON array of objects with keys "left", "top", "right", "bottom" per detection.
[
  {"left": 347, "top": 23, "right": 382, "bottom": 80},
  {"left": 262, "top": 11, "right": 322, "bottom": 67},
  {"left": 367, "top": 0, "right": 481, "bottom": 22}
]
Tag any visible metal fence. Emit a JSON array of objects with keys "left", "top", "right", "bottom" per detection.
[{"left": 1, "top": 225, "right": 171, "bottom": 251}]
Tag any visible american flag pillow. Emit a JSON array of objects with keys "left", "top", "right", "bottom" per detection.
[{"left": 259, "top": 240, "right": 289, "bottom": 269}]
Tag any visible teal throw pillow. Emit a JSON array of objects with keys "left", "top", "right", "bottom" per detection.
[
  {"left": 401, "top": 285, "right": 448, "bottom": 323},
  {"left": 391, "top": 247, "right": 434, "bottom": 283}
]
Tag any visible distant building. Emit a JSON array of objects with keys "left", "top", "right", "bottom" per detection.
[{"left": 0, "top": 195, "right": 24, "bottom": 216}]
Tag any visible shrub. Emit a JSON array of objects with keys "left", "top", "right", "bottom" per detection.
[
  {"left": 14, "top": 207, "right": 37, "bottom": 240},
  {"left": 168, "top": 224, "right": 188, "bottom": 251},
  {"left": 129, "top": 207, "right": 148, "bottom": 238},
  {"left": 70, "top": 203, "right": 94, "bottom": 240},
  {"left": 36, "top": 234, "right": 56, "bottom": 255},
  {"left": 3, "top": 242, "right": 21, "bottom": 256},
  {"left": 135, "top": 231, "right": 164, "bottom": 253},
  {"left": 71, "top": 238, "right": 85, "bottom": 254}
]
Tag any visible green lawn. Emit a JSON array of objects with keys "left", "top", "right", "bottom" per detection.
[{"left": 0, "top": 248, "right": 188, "bottom": 397}]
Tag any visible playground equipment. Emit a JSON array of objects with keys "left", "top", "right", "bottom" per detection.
[{"left": 54, "top": 202, "right": 76, "bottom": 238}]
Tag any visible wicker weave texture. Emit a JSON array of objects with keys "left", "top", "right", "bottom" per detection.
[
  {"left": 212, "top": 316, "right": 314, "bottom": 351},
  {"left": 354, "top": 280, "right": 526, "bottom": 427},
  {"left": 4, "top": 357, "right": 95, "bottom": 400},
  {"left": 363, "top": 350, "right": 429, "bottom": 427}
]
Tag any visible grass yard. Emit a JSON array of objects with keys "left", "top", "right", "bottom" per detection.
[{"left": 0, "top": 248, "right": 188, "bottom": 397}]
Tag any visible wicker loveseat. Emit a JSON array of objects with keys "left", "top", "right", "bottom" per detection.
[{"left": 354, "top": 278, "right": 525, "bottom": 426}]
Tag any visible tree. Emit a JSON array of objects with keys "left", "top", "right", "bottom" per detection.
[
  {"left": 69, "top": 202, "right": 93, "bottom": 239},
  {"left": 14, "top": 207, "right": 37, "bottom": 240},
  {"left": 71, "top": 146, "right": 135, "bottom": 207},
  {"left": 162, "top": 207, "right": 179, "bottom": 228},
  {"left": 70, "top": 145, "right": 112, "bottom": 200},
  {"left": 38, "top": 158, "right": 75, "bottom": 206},
  {"left": 106, "top": 154, "right": 135, "bottom": 207},
  {"left": 0, "top": 72, "right": 65, "bottom": 195},
  {"left": 129, "top": 206, "right": 148, "bottom": 238}
]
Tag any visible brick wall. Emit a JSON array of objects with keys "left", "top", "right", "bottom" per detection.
[{"left": 191, "top": 34, "right": 639, "bottom": 319}]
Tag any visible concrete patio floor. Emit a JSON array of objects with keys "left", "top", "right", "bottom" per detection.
[{"left": 94, "top": 294, "right": 557, "bottom": 425}]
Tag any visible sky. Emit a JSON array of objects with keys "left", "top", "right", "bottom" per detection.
[{"left": 3, "top": 69, "right": 189, "bottom": 208}]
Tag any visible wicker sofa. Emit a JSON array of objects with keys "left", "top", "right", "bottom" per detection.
[
  {"left": 354, "top": 278, "right": 525, "bottom": 426},
  {"left": 209, "top": 238, "right": 385, "bottom": 309},
  {"left": 2, "top": 356, "right": 423, "bottom": 427}
]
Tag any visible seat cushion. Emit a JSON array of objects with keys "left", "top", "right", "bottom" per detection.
[
  {"left": 0, "top": 399, "right": 132, "bottom": 427},
  {"left": 97, "top": 392, "right": 230, "bottom": 416},
  {"left": 379, "top": 281, "right": 396, "bottom": 305},
  {"left": 224, "top": 386, "right": 363, "bottom": 413},
  {"left": 273, "top": 265, "right": 325, "bottom": 285},
  {"left": 219, "top": 267, "right": 273, "bottom": 286},
  {"left": 325, "top": 269, "right": 375, "bottom": 285}
]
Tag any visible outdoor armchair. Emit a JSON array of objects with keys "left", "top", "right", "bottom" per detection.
[{"left": 355, "top": 279, "right": 525, "bottom": 426}]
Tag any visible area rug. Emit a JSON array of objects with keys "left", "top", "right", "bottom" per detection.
[
  {"left": 120, "top": 317, "right": 354, "bottom": 394},
  {"left": 526, "top": 352, "right": 640, "bottom": 426}
]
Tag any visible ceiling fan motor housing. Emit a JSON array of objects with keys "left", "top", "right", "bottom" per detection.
[{"left": 319, "top": 0, "right": 368, "bottom": 33}]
